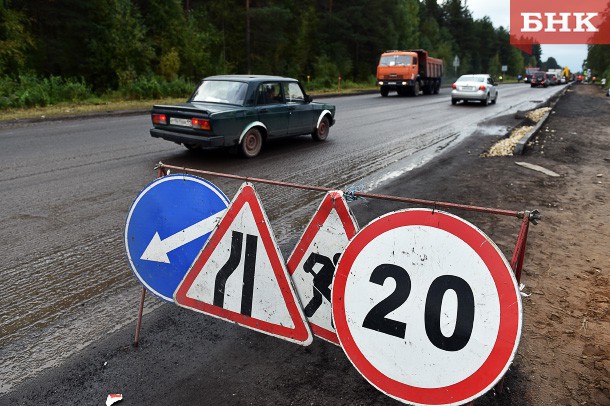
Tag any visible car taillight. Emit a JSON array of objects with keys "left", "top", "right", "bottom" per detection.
[
  {"left": 151, "top": 114, "right": 167, "bottom": 125},
  {"left": 479, "top": 85, "right": 486, "bottom": 91},
  {"left": 191, "top": 118, "right": 211, "bottom": 130},
  {"left": 452, "top": 83, "right": 457, "bottom": 89}
]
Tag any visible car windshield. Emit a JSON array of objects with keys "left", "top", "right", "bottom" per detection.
[
  {"left": 379, "top": 55, "right": 413, "bottom": 66},
  {"left": 457, "top": 75, "right": 485, "bottom": 82},
  {"left": 191, "top": 80, "right": 248, "bottom": 105},
  {"left": 534, "top": 72, "right": 545, "bottom": 78}
]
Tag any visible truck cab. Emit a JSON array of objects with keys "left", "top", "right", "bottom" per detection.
[{"left": 376, "top": 49, "right": 443, "bottom": 97}]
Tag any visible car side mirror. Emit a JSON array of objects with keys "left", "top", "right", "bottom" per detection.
[{"left": 305, "top": 95, "right": 313, "bottom": 103}]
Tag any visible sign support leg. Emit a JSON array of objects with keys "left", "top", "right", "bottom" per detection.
[
  {"left": 511, "top": 214, "right": 531, "bottom": 283},
  {"left": 132, "top": 163, "right": 168, "bottom": 348},
  {"left": 495, "top": 214, "right": 531, "bottom": 394},
  {"left": 133, "top": 287, "right": 146, "bottom": 347}
]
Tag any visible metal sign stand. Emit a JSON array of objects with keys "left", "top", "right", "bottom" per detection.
[{"left": 130, "top": 162, "right": 540, "bottom": 403}]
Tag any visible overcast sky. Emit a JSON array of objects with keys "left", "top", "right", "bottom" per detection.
[{"left": 465, "top": 0, "right": 588, "bottom": 72}]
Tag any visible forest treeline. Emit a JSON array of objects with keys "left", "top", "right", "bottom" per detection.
[{"left": 0, "top": 0, "right": 607, "bottom": 108}]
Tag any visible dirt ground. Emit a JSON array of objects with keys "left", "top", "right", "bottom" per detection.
[
  {"left": 1, "top": 84, "right": 608, "bottom": 406},
  {"left": 500, "top": 84, "right": 609, "bottom": 405},
  {"left": 359, "top": 83, "right": 610, "bottom": 405}
]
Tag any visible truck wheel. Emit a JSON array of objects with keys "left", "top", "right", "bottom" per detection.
[
  {"left": 380, "top": 86, "right": 389, "bottom": 97},
  {"left": 434, "top": 81, "right": 440, "bottom": 94},
  {"left": 422, "top": 83, "right": 431, "bottom": 95},
  {"left": 312, "top": 116, "right": 330, "bottom": 141},
  {"left": 240, "top": 128, "right": 263, "bottom": 158},
  {"left": 412, "top": 81, "right": 420, "bottom": 96}
]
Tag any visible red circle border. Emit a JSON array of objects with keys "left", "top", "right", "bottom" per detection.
[{"left": 332, "top": 209, "right": 522, "bottom": 405}]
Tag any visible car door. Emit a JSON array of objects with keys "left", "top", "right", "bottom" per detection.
[
  {"left": 283, "top": 82, "right": 314, "bottom": 135},
  {"left": 255, "top": 82, "right": 289, "bottom": 138}
]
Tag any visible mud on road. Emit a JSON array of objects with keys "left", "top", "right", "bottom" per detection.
[{"left": 2, "top": 84, "right": 608, "bottom": 405}]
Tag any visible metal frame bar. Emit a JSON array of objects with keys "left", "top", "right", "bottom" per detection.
[{"left": 157, "top": 163, "right": 526, "bottom": 219}]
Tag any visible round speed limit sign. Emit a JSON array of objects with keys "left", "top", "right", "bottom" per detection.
[{"left": 332, "top": 209, "right": 522, "bottom": 406}]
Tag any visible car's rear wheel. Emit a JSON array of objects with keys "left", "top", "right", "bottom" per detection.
[
  {"left": 312, "top": 116, "right": 330, "bottom": 141},
  {"left": 240, "top": 128, "right": 263, "bottom": 158},
  {"left": 451, "top": 98, "right": 457, "bottom": 105},
  {"left": 481, "top": 94, "right": 490, "bottom": 106}
]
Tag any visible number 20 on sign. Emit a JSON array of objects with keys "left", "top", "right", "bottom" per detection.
[{"left": 332, "top": 209, "right": 522, "bottom": 406}]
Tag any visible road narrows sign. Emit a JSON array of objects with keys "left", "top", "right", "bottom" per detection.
[
  {"left": 332, "top": 209, "right": 522, "bottom": 406},
  {"left": 124, "top": 174, "right": 230, "bottom": 302},
  {"left": 173, "top": 183, "right": 313, "bottom": 346},
  {"left": 286, "top": 191, "right": 359, "bottom": 345}
]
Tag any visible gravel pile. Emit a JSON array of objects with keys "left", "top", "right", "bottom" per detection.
[{"left": 483, "top": 107, "right": 552, "bottom": 157}]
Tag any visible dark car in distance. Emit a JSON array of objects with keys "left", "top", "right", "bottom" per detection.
[
  {"left": 530, "top": 72, "right": 549, "bottom": 88},
  {"left": 150, "top": 75, "right": 336, "bottom": 158}
]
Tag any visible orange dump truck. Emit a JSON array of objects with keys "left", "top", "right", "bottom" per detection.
[{"left": 376, "top": 49, "right": 443, "bottom": 97}]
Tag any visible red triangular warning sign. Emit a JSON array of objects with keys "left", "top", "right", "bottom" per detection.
[
  {"left": 174, "top": 182, "right": 312, "bottom": 346},
  {"left": 287, "top": 191, "right": 359, "bottom": 345}
]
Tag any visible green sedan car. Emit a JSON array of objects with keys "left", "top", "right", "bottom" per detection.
[{"left": 150, "top": 75, "right": 336, "bottom": 158}]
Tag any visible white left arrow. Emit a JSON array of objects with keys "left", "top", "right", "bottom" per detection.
[{"left": 140, "top": 209, "right": 227, "bottom": 264}]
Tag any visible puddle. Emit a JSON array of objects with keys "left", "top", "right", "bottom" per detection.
[{"left": 476, "top": 124, "right": 510, "bottom": 137}]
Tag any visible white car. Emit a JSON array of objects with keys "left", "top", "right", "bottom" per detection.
[{"left": 451, "top": 74, "right": 498, "bottom": 106}]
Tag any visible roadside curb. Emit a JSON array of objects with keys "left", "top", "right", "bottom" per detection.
[
  {"left": 514, "top": 83, "right": 574, "bottom": 155},
  {"left": 0, "top": 109, "right": 149, "bottom": 128},
  {"left": 309, "top": 89, "right": 378, "bottom": 99}
]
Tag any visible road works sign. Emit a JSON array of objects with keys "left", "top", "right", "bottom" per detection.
[
  {"left": 174, "top": 183, "right": 313, "bottom": 346},
  {"left": 124, "top": 174, "right": 229, "bottom": 302},
  {"left": 286, "top": 191, "right": 359, "bottom": 345},
  {"left": 332, "top": 209, "right": 522, "bottom": 406}
]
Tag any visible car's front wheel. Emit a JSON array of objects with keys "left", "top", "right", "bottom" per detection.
[
  {"left": 312, "top": 116, "right": 330, "bottom": 141},
  {"left": 240, "top": 128, "right": 263, "bottom": 158}
]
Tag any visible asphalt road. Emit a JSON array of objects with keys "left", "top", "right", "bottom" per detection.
[{"left": 0, "top": 83, "right": 566, "bottom": 397}]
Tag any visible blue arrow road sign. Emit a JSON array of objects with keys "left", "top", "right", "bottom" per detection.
[{"left": 124, "top": 174, "right": 230, "bottom": 302}]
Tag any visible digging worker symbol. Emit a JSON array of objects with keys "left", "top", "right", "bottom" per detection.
[{"left": 302, "top": 252, "right": 341, "bottom": 318}]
